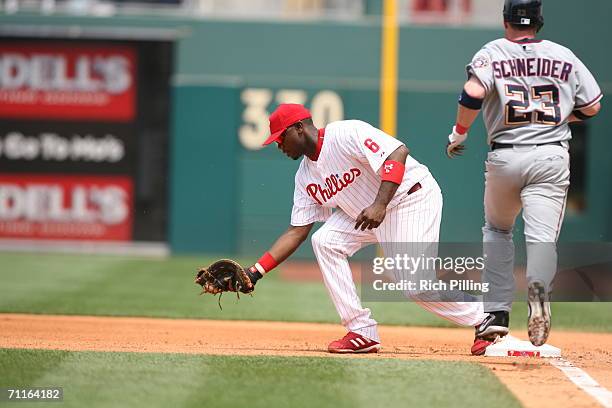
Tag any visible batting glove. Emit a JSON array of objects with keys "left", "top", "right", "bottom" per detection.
[
  {"left": 447, "top": 126, "right": 468, "bottom": 158},
  {"left": 246, "top": 266, "right": 263, "bottom": 285}
]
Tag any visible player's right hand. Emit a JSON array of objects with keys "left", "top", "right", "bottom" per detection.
[
  {"left": 354, "top": 204, "right": 386, "bottom": 231},
  {"left": 446, "top": 126, "right": 468, "bottom": 159}
]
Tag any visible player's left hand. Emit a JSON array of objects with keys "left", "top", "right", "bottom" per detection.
[
  {"left": 244, "top": 266, "right": 263, "bottom": 292},
  {"left": 355, "top": 204, "right": 386, "bottom": 231}
]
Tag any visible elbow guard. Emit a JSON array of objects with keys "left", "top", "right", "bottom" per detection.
[
  {"left": 458, "top": 89, "right": 484, "bottom": 110},
  {"left": 573, "top": 109, "right": 596, "bottom": 121}
]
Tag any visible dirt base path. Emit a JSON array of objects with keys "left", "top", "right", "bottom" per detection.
[{"left": 1, "top": 314, "right": 611, "bottom": 408}]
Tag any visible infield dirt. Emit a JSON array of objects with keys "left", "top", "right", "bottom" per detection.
[{"left": 1, "top": 314, "right": 611, "bottom": 408}]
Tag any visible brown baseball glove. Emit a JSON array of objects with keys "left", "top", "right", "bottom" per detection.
[{"left": 194, "top": 259, "right": 255, "bottom": 308}]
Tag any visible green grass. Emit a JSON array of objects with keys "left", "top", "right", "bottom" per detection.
[
  {"left": 0, "top": 349, "right": 521, "bottom": 408},
  {"left": 0, "top": 252, "right": 610, "bottom": 331}
]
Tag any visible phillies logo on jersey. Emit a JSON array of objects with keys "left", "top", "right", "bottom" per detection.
[{"left": 306, "top": 168, "right": 362, "bottom": 205}]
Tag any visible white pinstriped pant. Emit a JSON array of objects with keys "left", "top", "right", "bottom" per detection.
[{"left": 311, "top": 174, "right": 486, "bottom": 342}]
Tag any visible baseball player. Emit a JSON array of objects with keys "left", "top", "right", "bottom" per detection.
[
  {"left": 244, "top": 103, "right": 488, "bottom": 354},
  {"left": 447, "top": 0, "right": 602, "bottom": 350}
]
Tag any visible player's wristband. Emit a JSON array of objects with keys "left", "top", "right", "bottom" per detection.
[
  {"left": 381, "top": 160, "right": 405, "bottom": 185},
  {"left": 254, "top": 252, "right": 278, "bottom": 274},
  {"left": 455, "top": 123, "right": 469, "bottom": 135},
  {"left": 458, "top": 89, "right": 484, "bottom": 110}
]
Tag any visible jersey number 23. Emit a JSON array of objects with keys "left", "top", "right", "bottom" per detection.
[{"left": 505, "top": 84, "right": 561, "bottom": 126}]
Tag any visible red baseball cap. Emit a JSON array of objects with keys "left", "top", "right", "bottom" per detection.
[{"left": 263, "top": 104, "right": 312, "bottom": 146}]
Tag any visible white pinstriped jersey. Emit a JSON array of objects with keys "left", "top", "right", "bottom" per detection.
[
  {"left": 467, "top": 38, "right": 603, "bottom": 145},
  {"left": 290, "top": 120, "right": 430, "bottom": 226}
]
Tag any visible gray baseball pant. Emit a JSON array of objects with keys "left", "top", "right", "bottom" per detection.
[{"left": 481, "top": 144, "right": 570, "bottom": 312}]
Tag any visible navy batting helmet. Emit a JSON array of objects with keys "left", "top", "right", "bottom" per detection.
[{"left": 503, "top": 0, "right": 544, "bottom": 32}]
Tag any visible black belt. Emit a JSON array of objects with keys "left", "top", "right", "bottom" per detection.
[{"left": 491, "top": 141, "right": 563, "bottom": 151}]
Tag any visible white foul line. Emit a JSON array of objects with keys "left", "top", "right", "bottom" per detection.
[{"left": 550, "top": 358, "right": 612, "bottom": 408}]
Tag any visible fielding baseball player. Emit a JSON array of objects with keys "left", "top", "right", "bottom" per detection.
[
  {"left": 243, "top": 103, "right": 489, "bottom": 354},
  {"left": 447, "top": 0, "right": 602, "bottom": 350}
]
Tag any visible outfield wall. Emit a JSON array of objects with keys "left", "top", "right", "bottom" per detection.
[{"left": 1, "top": 0, "right": 610, "bottom": 256}]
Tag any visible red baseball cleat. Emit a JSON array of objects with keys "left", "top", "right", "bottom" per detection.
[
  {"left": 328, "top": 332, "right": 381, "bottom": 354},
  {"left": 471, "top": 311, "right": 510, "bottom": 355},
  {"left": 471, "top": 338, "right": 494, "bottom": 356}
]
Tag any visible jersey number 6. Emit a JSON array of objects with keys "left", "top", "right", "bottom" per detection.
[
  {"left": 364, "top": 138, "right": 380, "bottom": 153},
  {"left": 505, "top": 84, "right": 561, "bottom": 126}
]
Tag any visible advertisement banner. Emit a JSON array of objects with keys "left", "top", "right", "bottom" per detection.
[
  {"left": 0, "top": 43, "right": 136, "bottom": 121},
  {"left": 0, "top": 37, "right": 172, "bottom": 244},
  {"left": 0, "top": 121, "right": 135, "bottom": 174},
  {"left": 0, "top": 174, "right": 133, "bottom": 241}
]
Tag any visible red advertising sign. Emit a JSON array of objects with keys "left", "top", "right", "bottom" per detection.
[
  {"left": 0, "top": 174, "right": 133, "bottom": 241},
  {"left": 0, "top": 43, "right": 136, "bottom": 121}
]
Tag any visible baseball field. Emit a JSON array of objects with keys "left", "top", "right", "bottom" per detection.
[{"left": 1, "top": 252, "right": 611, "bottom": 408}]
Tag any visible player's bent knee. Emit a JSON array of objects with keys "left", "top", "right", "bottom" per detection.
[
  {"left": 483, "top": 223, "right": 513, "bottom": 237},
  {"left": 311, "top": 229, "right": 331, "bottom": 251},
  {"left": 311, "top": 229, "right": 352, "bottom": 257}
]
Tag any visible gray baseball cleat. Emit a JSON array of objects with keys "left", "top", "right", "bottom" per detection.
[{"left": 527, "top": 281, "right": 551, "bottom": 347}]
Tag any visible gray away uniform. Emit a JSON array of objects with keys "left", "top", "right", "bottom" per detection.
[{"left": 467, "top": 38, "right": 602, "bottom": 312}]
